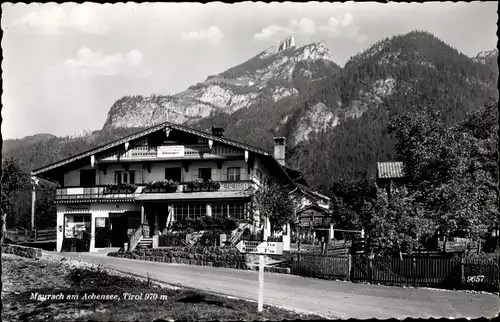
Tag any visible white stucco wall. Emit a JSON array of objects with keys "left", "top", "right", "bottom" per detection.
[
  {"left": 64, "top": 165, "right": 97, "bottom": 186},
  {"left": 252, "top": 156, "right": 272, "bottom": 185}
]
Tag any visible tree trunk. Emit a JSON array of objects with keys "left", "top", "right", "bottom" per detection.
[{"left": 1, "top": 213, "right": 7, "bottom": 244}]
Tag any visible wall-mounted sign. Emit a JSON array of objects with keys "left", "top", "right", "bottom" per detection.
[
  {"left": 96, "top": 218, "right": 106, "bottom": 228},
  {"left": 157, "top": 145, "right": 185, "bottom": 158},
  {"left": 66, "top": 204, "right": 90, "bottom": 211},
  {"left": 220, "top": 182, "right": 251, "bottom": 191}
]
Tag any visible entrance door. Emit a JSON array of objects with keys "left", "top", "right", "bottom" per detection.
[
  {"left": 110, "top": 215, "right": 128, "bottom": 247},
  {"left": 95, "top": 217, "right": 111, "bottom": 248}
]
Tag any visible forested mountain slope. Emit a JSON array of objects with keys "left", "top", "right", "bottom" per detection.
[{"left": 4, "top": 31, "right": 498, "bottom": 192}]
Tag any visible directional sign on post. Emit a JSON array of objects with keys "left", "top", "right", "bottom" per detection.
[
  {"left": 235, "top": 240, "right": 283, "bottom": 255},
  {"left": 236, "top": 240, "right": 284, "bottom": 312}
]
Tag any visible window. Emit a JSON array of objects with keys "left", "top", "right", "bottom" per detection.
[
  {"left": 64, "top": 214, "right": 91, "bottom": 238},
  {"left": 227, "top": 167, "right": 240, "bottom": 181},
  {"left": 212, "top": 202, "right": 247, "bottom": 220},
  {"left": 114, "top": 171, "right": 135, "bottom": 184},
  {"left": 198, "top": 168, "right": 212, "bottom": 181},
  {"left": 80, "top": 169, "right": 96, "bottom": 187},
  {"left": 165, "top": 167, "right": 182, "bottom": 182},
  {"left": 173, "top": 202, "right": 207, "bottom": 220}
]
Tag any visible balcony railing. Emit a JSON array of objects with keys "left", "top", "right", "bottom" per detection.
[
  {"left": 138, "top": 180, "right": 255, "bottom": 193},
  {"left": 55, "top": 186, "right": 137, "bottom": 202},
  {"left": 99, "top": 144, "right": 244, "bottom": 162},
  {"left": 56, "top": 181, "right": 256, "bottom": 202}
]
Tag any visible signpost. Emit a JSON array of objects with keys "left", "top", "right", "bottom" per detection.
[{"left": 236, "top": 240, "right": 283, "bottom": 312}]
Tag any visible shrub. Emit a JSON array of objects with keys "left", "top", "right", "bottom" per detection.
[
  {"left": 456, "top": 249, "right": 500, "bottom": 262},
  {"left": 196, "top": 231, "right": 220, "bottom": 247},
  {"left": 158, "top": 233, "right": 187, "bottom": 247},
  {"left": 171, "top": 216, "right": 237, "bottom": 232},
  {"left": 104, "top": 183, "right": 137, "bottom": 194},
  {"left": 185, "top": 179, "right": 221, "bottom": 192},
  {"left": 143, "top": 180, "right": 179, "bottom": 193}
]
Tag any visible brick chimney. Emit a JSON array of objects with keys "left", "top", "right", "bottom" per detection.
[
  {"left": 211, "top": 126, "right": 224, "bottom": 137},
  {"left": 273, "top": 137, "right": 286, "bottom": 166}
]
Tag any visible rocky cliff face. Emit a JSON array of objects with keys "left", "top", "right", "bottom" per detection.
[
  {"left": 102, "top": 36, "right": 339, "bottom": 130},
  {"left": 102, "top": 31, "right": 498, "bottom": 154}
]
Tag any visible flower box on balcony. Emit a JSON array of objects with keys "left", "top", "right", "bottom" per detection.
[
  {"left": 184, "top": 179, "right": 221, "bottom": 192},
  {"left": 103, "top": 184, "right": 137, "bottom": 194},
  {"left": 142, "top": 180, "right": 179, "bottom": 194}
]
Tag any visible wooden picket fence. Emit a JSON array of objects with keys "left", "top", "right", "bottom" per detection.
[
  {"left": 291, "top": 253, "right": 499, "bottom": 292},
  {"left": 5, "top": 228, "right": 57, "bottom": 243}
]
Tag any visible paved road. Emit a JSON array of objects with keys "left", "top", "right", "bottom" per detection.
[{"left": 57, "top": 252, "right": 499, "bottom": 319}]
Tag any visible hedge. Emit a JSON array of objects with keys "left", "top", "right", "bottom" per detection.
[{"left": 107, "top": 246, "right": 248, "bottom": 270}]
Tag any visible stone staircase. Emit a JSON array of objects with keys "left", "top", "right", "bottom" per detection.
[{"left": 135, "top": 237, "right": 153, "bottom": 249}]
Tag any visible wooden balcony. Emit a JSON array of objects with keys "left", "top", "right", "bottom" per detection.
[
  {"left": 98, "top": 144, "right": 244, "bottom": 162},
  {"left": 55, "top": 186, "right": 137, "bottom": 203},
  {"left": 56, "top": 181, "right": 255, "bottom": 203}
]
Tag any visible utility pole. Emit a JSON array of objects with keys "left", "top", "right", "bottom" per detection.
[
  {"left": 31, "top": 176, "right": 38, "bottom": 231},
  {"left": 496, "top": 99, "right": 499, "bottom": 298}
]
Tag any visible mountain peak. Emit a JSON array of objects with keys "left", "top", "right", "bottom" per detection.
[
  {"left": 258, "top": 36, "right": 297, "bottom": 59},
  {"left": 277, "top": 36, "right": 296, "bottom": 52}
]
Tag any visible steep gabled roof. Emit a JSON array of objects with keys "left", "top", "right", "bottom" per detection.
[
  {"left": 282, "top": 165, "right": 309, "bottom": 186},
  {"left": 377, "top": 161, "right": 405, "bottom": 179},
  {"left": 32, "top": 121, "right": 270, "bottom": 176},
  {"left": 296, "top": 183, "right": 330, "bottom": 201},
  {"left": 297, "top": 203, "right": 330, "bottom": 215}
]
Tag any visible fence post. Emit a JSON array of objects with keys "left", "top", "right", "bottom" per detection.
[
  {"left": 412, "top": 257, "right": 417, "bottom": 287},
  {"left": 460, "top": 257, "right": 465, "bottom": 287},
  {"left": 368, "top": 255, "right": 373, "bottom": 283},
  {"left": 347, "top": 254, "right": 352, "bottom": 281}
]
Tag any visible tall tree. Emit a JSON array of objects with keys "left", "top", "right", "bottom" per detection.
[
  {"left": 253, "top": 180, "right": 297, "bottom": 233},
  {"left": 388, "top": 102, "right": 498, "bottom": 245},
  {"left": 1, "top": 158, "right": 31, "bottom": 242}
]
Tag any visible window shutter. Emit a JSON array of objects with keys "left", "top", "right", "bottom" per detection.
[
  {"left": 115, "top": 171, "right": 121, "bottom": 184},
  {"left": 211, "top": 168, "right": 216, "bottom": 181},
  {"left": 239, "top": 167, "right": 244, "bottom": 181},
  {"left": 221, "top": 169, "right": 227, "bottom": 181}
]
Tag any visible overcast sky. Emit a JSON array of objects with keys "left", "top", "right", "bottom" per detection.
[{"left": 2, "top": 2, "right": 498, "bottom": 139}]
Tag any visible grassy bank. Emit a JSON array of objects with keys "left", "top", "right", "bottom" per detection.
[{"left": 1, "top": 253, "right": 324, "bottom": 321}]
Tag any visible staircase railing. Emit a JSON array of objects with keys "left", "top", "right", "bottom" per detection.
[
  {"left": 142, "top": 223, "right": 150, "bottom": 238},
  {"left": 128, "top": 223, "right": 150, "bottom": 251},
  {"left": 229, "top": 222, "right": 251, "bottom": 246}
]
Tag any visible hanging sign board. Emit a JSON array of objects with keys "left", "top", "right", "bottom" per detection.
[{"left": 157, "top": 145, "right": 185, "bottom": 158}]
